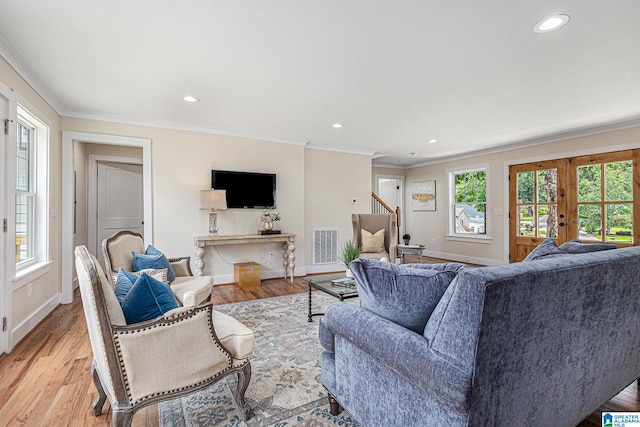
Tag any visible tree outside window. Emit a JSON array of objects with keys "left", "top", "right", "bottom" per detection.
[
  {"left": 577, "top": 161, "right": 633, "bottom": 244},
  {"left": 452, "top": 169, "right": 487, "bottom": 235}
]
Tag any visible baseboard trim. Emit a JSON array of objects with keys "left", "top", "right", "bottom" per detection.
[
  {"left": 11, "top": 294, "right": 61, "bottom": 347},
  {"left": 305, "top": 263, "right": 345, "bottom": 275}
]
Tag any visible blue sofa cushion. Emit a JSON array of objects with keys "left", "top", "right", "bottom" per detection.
[
  {"left": 559, "top": 239, "right": 618, "bottom": 254},
  {"left": 120, "top": 272, "right": 179, "bottom": 324},
  {"left": 132, "top": 245, "right": 176, "bottom": 282},
  {"left": 350, "top": 258, "right": 458, "bottom": 334},
  {"left": 523, "top": 238, "right": 566, "bottom": 261}
]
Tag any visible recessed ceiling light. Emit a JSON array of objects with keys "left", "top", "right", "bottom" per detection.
[
  {"left": 534, "top": 14, "right": 570, "bottom": 33},
  {"left": 332, "top": 123, "right": 343, "bottom": 128},
  {"left": 427, "top": 139, "right": 437, "bottom": 144},
  {"left": 183, "top": 95, "right": 200, "bottom": 103}
]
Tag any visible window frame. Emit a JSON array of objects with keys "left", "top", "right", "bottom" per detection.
[
  {"left": 15, "top": 121, "right": 36, "bottom": 268},
  {"left": 14, "top": 105, "right": 49, "bottom": 273},
  {"left": 446, "top": 164, "right": 492, "bottom": 243}
]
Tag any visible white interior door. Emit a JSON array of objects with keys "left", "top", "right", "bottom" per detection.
[
  {"left": 377, "top": 175, "right": 405, "bottom": 234},
  {"left": 95, "top": 161, "right": 143, "bottom": 268},
  {"left": 378, "top": 179, "right": 400, "bottom": 209}
]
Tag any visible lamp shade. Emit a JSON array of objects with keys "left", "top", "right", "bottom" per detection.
[{"left": 200, "top": 189, "right": 227, "bottom": 210}]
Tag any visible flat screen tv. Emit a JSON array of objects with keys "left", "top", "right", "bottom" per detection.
[{"left": 211, "top": 170, "right": 276, "bottom": 209}]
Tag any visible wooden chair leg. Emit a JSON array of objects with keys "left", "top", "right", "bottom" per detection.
[
  {"left": 233, "top": 362, "right": 252, "bottom": 421},
  {"left": 111, "top": 409, "right": 134, "bottom": 427},
  {"left": 91, "top": 360, "right": 107, "bottom": 417},
  {"left": 329, "top": 393, "right": 341, "bottom": 416}
]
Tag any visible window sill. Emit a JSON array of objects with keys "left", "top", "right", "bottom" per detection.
[
  {"left": 445, "top": 235, "right": 493, "bottom": 244},
  {"left": 12, "top": 260, "right": 53, "bottom": 290}
]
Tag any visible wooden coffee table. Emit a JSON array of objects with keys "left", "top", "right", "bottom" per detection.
[{"left": 303, "top": 273, "right": 359, "bottom": 322}]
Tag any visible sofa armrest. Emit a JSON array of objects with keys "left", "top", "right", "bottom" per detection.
[
  {"left": 403, "top": 262, "right": 468, "bottom": 273},
  {"left": 112, "top": 304, "right": 233, "bottom": 404},
  {"left": 169, "top": 256, "right": 193, "bottom": 277},
  {"left": 323, "top": 303, "right": 472, "bottom": 413}
]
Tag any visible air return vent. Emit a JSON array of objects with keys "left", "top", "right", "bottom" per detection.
[{"left": 313, "top": 229, "right": 339, "bottom": 265}]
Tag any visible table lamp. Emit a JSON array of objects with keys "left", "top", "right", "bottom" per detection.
[{"left": 200, "top": 189, "right": 227, "bottom": 235}]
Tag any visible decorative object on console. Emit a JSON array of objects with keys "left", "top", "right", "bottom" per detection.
[
  {"left": 200, "top": 189, "right": 227, "bottom": 235},
  {"left": 402, "top": 233, "right": 411, "bottom": 245},
  {"left": 258, "top": 229, "right": 282, "bottom": 235},
  {"left": 339, "top": 240, "right": 361, "bottom": 278},
  {"left": 260, "top": 209, "right": 281, "bottom": 231}
]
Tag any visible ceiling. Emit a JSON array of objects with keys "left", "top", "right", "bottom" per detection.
[{"left": 1, "top": 1, "right": 640, "bottom": 167}]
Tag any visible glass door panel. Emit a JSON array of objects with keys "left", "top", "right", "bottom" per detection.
[
  {"left": 510, "top": 160, "right": 566, "bottom": 262},
  {"left": 575, "top": 158, "right": 633, "bottom": 244}
]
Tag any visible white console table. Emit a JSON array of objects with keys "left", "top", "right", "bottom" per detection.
[{"left": 194, "top": 233, "right": 296, "bottom": 282}]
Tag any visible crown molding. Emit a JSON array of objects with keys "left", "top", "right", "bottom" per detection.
[
  {"left": 304, "top": 142, "right": 375, "bottom": 157},
  {"left": 404, "top": 116, "right": 640, "bottom": 169},
  {"left": 0, "top": 35, "right": 65, "bottom": 114},
  {"left": 63, "top": 109, "right": 309, "bottom": 146}
]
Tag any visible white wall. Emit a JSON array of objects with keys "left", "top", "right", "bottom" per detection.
[
  {"left": 305, "top": 148, "right": 372, "bottom": 273},
  {"left": 1, "top": 55, "right": 61, "bottom": 349},
  {"left": 405, "top": 126, "right": 640, "bottom": 265},
  {"left": 61, "top": 117, "right": 372, "bottom": 284}
]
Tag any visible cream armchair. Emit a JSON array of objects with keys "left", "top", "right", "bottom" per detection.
[
  {"left": 75, "top": 245, "right": 254, "bottom": 426},
  {"left": 102, "top": 230, "right": 212, "bottom": 307},
  {"left": 352, "top": 213, "right": 398, "bottom": 261}
]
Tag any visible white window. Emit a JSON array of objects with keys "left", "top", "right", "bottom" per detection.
[
  {"left": 15, "top": 106, "right": 48, "bottom": 271},
  {"left": 15, "top": 122, "right": 34, "bottom": 264},
  {"left": 448, "top": 166, "right": 489, "bottom": 239}
]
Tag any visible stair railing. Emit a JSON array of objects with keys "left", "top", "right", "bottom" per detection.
[{"left": 371, "top": 192, "right": 401, "bottom": 244}]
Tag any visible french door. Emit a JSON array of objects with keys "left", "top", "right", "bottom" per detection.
[
  {"left": 509, "top": 160, "right": 567, "bottom": 262},
  {"left": 509, "top": 150, "right": 640, "bottom": 262}
]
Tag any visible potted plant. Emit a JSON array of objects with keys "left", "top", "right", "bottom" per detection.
[
  {"left": 340, "top": 240, "right": 361, "bottom": 277},
  {"left": 402, "top": 233, "right": 411, "bottom": 245},
  {"left": 260, "top": 210, "right": 282, "bottom": 231}
]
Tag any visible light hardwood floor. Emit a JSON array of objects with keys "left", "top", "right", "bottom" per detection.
[{"left": 0, "top": 258, "right": 637, "bottom": 426}]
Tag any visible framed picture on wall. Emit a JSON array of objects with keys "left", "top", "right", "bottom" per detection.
[{"left": 412, "top": 180, "right": 436, "bottom": 211}]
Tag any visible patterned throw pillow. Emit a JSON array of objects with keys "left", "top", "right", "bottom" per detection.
[
  {"left": 132, "top": 245, "right": 176, "bottom": 282},
  {"left": 361, "top": 229, "right": 385, "bottom": 253}
]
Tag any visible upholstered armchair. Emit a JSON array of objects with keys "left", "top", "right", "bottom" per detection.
[
  {"left": 102, "top": 230, "right": 212, "bottom": 307},
  {"left": 352, "top": 213, "right": 397, "bottom": 261},
  {"left": 75, "top": 245, "right": 254, "bottom": 427}
]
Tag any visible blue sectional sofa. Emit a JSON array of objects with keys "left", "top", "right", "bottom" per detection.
[{"left": 319, "top": 242, "right": 640, "bottom": 426}]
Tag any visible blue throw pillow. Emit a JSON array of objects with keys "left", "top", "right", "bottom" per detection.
[
  {"left": 120, "top": 273, "right": 179, "bottom": 324},
  {"left": 523, "top": 238, "right": 566, "bottom": 261},
  {"left": 350, "top": 258, "right": 458, "bottom": 334},
  {"left": 114, "top": 268, "right": 140, "bottom": 304},
  {"left": 132, "top": 245, "right": 176, "bottom": 282}
]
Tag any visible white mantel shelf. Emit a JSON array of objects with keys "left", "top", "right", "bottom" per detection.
[{"left": 194, "top": 233, "right": 296, "bottom": 282}]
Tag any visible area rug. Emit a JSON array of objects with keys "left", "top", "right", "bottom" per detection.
[{"left": 158, "top": 292, "right": 361, "bottom": 426}]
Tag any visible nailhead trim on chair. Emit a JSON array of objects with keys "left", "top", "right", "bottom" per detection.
[{"left": 112, "top": 304, "right": 236, "bottom": 406}]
